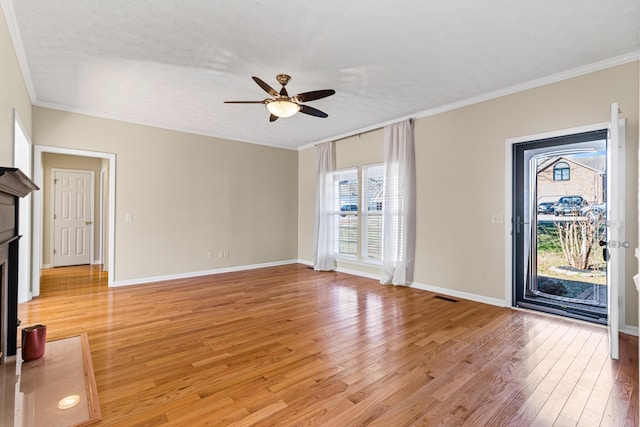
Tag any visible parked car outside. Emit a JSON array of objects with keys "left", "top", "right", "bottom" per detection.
[
  {"left": 537, "top": 201, "right": 555, "bottom": 215},
  {"left": 339, "top": 204, "right": 358, "bottom": 216},
  {"left": 553, "top": 195, "right": 586, "bottom": 216},
  {"left": 580, "top": 202, "right": 606, "bottom": 220}
]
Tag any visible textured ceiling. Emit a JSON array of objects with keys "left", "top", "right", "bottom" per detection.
[{"left": 5, "top": 1, "right": 640, "bottom": 149}]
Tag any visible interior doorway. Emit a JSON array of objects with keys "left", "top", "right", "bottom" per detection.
[{"left": 32, "top": 146, "right": 116, "bottom": 295}]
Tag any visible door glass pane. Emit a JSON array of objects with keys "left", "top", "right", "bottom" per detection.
[
  {"left": 534, "top": 149, "right": 607, "bottom": 314},
  {"left": 513, "top": 130, "right": 609, "bottom": 324}
]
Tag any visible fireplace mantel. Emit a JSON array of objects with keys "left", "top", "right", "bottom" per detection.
[
  {"left": 0, "top": 168, "right": 39, "bottom": 198},
  {"left": 0, "top": 167, "right": 38, "bottom": 362}
]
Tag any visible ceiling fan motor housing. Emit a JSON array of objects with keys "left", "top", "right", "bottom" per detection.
[{"left": 276, "top": 74, "right": 291, "bottom": 86}]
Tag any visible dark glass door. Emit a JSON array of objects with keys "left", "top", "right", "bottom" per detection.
[{"left": 513, "top": 129, "right": 609, "bottom": 323}]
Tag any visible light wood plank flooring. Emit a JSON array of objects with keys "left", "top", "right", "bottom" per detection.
[{"left": 17, "top": 264, "right": 638, "bottom": 426}]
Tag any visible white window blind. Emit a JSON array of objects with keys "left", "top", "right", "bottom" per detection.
[
  {"left": 362, "top": 164, "right": 384, "bottom": 262},
  {"left": 333, "top": 168, "right": 358, "bottom": 257}
]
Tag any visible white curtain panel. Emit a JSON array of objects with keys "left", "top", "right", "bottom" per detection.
[
  {"left": 381, "top": 119, "right": 416, "bottom": 285},
  {"left": 312, "top": 142, "right": 335, "bottom": 271}
]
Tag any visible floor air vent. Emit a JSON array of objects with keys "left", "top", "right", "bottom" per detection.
[{"left": 433, "top": 295, "right": 459, "bottom": 303}]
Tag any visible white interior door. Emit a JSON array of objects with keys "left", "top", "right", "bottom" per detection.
[
  {"left": 606, "top": 103, "right": 625, "bottom": 360},
  {"left": 53, "top": 169, "right": 93, "bottom": 267}
]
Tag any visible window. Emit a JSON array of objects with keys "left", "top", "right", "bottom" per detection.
[
  {"left": 362, "top": 164, "right": 384, "bottom": 262},
  {"left": 331, "top": 165, "right": 385, "bottom": 262},
  {"left": 553, "top": 161, "right": 570, "bottom": 181},
  {"left": 333, "top": 168, "right": 358, "bottom": 257}
]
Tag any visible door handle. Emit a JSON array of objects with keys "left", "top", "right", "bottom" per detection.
[
  {"left": 85, "top": 221, "right": 92, "bottom": 225},
  {"left": 599, "top": 240, "right": 610, "bottom": 261},
  {"left": 601, "top": 240, "right": 629, "bottom": 249},
  {"left": 600, "top": 239, "right": 629, "bottom": 262},
  {"left": 603, "top": 248, "right": 610, "bottom": 261}
]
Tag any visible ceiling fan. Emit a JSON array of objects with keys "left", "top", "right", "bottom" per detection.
[{"left": 224, "top": 74, "right": 335, "bottom": 122}]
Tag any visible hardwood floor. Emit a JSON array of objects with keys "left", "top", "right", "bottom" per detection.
[{"left": 18, "top": 264, "right": 638, "bottom": 426}]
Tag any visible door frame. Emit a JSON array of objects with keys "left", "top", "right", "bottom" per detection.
[
  {"left": 12, "top": 110, "right": 33, "bottom": 303},
  {"left": 50, "top": 168, "right": 95, "bottom": 267},
  {"left": 32, "top": 145, "right": 116, "bottom": 293},
  {"left": 504, "top": 121, "right": 625, "bottom": 329}
]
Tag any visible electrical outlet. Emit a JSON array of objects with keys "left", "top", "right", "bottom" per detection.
[
  {"left": 125, "top": 213, "right": 133, "bottom": 222},
  {"left": 224, "top": 250, "right": 229, "bottom": 258},
  {"left": 491, "top": 214, "right": 503, "bottom": 224},
  {"left": 206, "top": 251, "right": 213, "bottom": 260},
  {"left": 218, "top": 250, "right": 224, "bottom": 258}
]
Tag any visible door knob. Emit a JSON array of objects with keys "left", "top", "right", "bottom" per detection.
[{"left": 85, "top": 221, "right": 92, "bottom": 225}]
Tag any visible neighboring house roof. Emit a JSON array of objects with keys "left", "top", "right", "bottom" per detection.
[{"left": 537, "top": 156, "right": 605, "bottom": 174}]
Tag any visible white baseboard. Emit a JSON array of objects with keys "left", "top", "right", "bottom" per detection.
[
  {"left": 335, "top": 265, "right": 380, "bottom": 281},
  {"left": 42, "top": 262, "right": 101, "bottom": 268},
  {"left": 409, "top": 281, "right": 507, "bottom": 307},
  {"left": 296, "top": 259, "right": 313, "bottom": 267},
  {"left": 298, "top": 256, "right": 508, "bottom": 307},
  {"left": 111, "top": 259, "right": 299, "bottom": 287}
]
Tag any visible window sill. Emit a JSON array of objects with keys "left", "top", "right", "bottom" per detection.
[{"left": 335, "top": 257, "right": 381, "bottom": 269}]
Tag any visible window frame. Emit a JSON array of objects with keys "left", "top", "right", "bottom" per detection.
[
  {"left": 330, "top": 164, "right": 386, "bottom": 263},
  {"left": 553, "top": 161, "right": 570, "bottom": 181},
  {"left": 361, "top": 163, "right": 384, "bottom": 264},
  {"left": 333, "top": 167, "right": 359, "bottom": 259}
]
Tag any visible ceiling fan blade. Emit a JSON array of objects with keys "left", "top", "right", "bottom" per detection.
[
  {"left": 295, "top": 89, "right": 335, "bottom": 102},
  {"left": 252, "top": 76, "right": 278, "bottom": 97},
  {"left": 269, "top": 114, "right": 279, "bottom": 122},
  {"left": 299, "top": 105, "right": 328, "bottom": 118},
  {"left": 224, "top": 100, "right": 265, "bottom": 104}
]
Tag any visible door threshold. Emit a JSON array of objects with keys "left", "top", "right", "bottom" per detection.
[
  {"left": 515, "top": 301, "right": 607, "bottom": 325},
  {"left": 511, "top": 305, "right": 608, "bottom": 329}
]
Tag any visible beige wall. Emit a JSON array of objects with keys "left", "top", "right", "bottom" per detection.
[
  {"left": 0, "top": 5, "right": 32, "bottom": 161},
  {"left": 41, "top": 153, "right": 103, "bottom": 266},
  {"left": 33, "top": 107, "right": 299, "bottom": 283},
  {"left": 298, "top": 61, "right": 640, "bottom": 329}
]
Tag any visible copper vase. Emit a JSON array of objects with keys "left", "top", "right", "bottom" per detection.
[{"left": 22, "top": 324, "right": 47, "bottom": 362}]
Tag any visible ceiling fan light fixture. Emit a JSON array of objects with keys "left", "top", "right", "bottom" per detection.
[
  {"left": 265, "top": 99, "right": 300, "bottom": 118},
  {"left": 225, "top": 74, "right": 334, "bottom": 121}
]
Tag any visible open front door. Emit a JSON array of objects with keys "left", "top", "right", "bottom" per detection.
[{"left": 606, "top": 102, "right": 625, "bottom": 360}]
